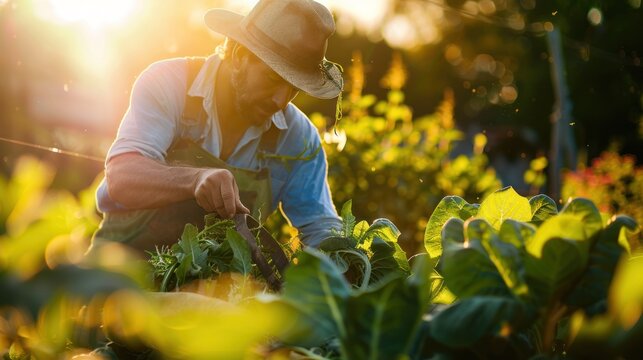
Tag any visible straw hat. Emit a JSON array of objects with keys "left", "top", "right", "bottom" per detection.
[{"left": 204, "top": 0, "right": 344, "bottom": 99}]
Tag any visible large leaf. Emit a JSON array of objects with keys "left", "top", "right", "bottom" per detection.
[
  {"left": 477, "top": 187, "right": 532, "bottom": 230},
  {"left": 225, "top": 229, "right": 253, "bottom": 275},
  {"left": 344, "top": 256, "right": 432, "bottom": 360},
  {"left": 524, "top": 212, "right": 593, "bottom": 305},
  {"left": 560, "top": 198, "right": 603, "bottom": 240},
  {"left": 279, "top": 249, "right": 351, "bottom": 346},
  {"left": 440, "top": 219, "right": 510, "bottom": 298},
  {"left": 369, "top": 237, "right": 410, "bottom": 287},
  {"left": 525, "top": 237, "right": 587, "bottom": 306},
  {"left": 468, "top": 219, "right": 529, "bottom": 299},
  {"left": 428, "top": 296, "right": 534, "bottom": 348},
  {"left": 424, "top": 196, "right": 478, "bottom": 258},
  {"left": 564, "top": 216, "right": 637, "bottom": 312},
  {"left": 529, "top": 194, "right": 558, "bottom": 224},
  {"left": 499, "top": 219, "right": 536, "bottom": 251},
  {"left": 526, "top": 214, "right": 592, "bottom": 259}
]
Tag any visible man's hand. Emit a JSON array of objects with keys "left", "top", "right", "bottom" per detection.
[{"left": 193, "top": 168, "right": 250, "bottom": 218}]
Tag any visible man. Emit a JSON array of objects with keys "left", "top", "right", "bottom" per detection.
[{"left": 92, "top": 0, "right": 344, "bottom": 253}]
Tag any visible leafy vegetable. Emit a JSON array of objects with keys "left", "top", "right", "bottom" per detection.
[
  {"left": 422, "top": 186, "right": 640, "bottom": 355},
  {"left": 149, "top": 215, "right": 271, "bottom": 292}
]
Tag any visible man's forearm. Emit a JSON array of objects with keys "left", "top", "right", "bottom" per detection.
[
  {"left": 105, "top": 152, "right": 202, "bottom": 209},
  {"left": 105, "top": 152, "right": 249, "bottom": 219}
]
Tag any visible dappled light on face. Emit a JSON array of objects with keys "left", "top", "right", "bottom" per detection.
[{"left": 35, "top": 0, "right": 139, "bottom": 28}]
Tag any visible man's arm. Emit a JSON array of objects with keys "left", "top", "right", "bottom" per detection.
[{"left": 105, "top": 152, "right": 249, "bottom": 219}]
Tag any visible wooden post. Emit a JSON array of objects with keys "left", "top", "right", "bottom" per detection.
[{"left": 546, "top": 28, "right": 577, "bottom": 202}]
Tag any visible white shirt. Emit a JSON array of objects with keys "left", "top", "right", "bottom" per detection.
[{"left": 96, "top": 55, "right": 341, "bottom": 247}]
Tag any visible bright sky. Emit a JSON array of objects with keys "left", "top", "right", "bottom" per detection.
[
  {"left": 30, "top": 0, "right": 442, "bottom": 50},
  {"left": 34, "top": 0, "right": 139, "bottom": 28}
]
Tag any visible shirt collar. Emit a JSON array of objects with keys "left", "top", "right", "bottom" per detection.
[{"left": 188, "top": 55, "right": 288, "bottom": 131}]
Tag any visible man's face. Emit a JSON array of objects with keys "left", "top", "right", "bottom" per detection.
[{"left": 231, "top": 51, "right": 299, "bottom": 128}]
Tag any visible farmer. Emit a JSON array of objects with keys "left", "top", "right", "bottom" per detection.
[{"left": 91, "top": 0, "right": 344, "bottom": 253}]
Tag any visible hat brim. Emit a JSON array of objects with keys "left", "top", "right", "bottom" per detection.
[{"left": 205, "top": 9, "right": 343, "bottom": 99}]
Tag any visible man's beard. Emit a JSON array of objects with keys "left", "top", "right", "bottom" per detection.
[{"left": 231, "top": 68, "right": 259, "bottom": 125}]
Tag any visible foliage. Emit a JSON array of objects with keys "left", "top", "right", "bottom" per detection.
[
  {"left": 423, "top": 186, "right": 640, "bottom": 357},
  {"left": 0, "top": 157, "right": 144, "bottom": 358},
  {"left": 562, "top": 151, "right": 643, "bottom": 245},
  {"left": 270, "top": 249, "right": 434, "bottom": 360},
  {"left": 148, "top": 214, "right": 294, "bottom": 297},
  {"left": 317, "top": 200, "right": 410, "bottom": 290},
  {"left": 566, "top": 251, "right": 643, "bottom": 359},
  {"left": 313, "top": 53, "right": 501, "bottom": 253},
  {"left": 2, "top": 157, "right": 641, "bottom": 359}
]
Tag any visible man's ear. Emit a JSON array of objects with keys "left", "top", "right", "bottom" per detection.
[{"left": 231, "top": 45, "right": 247, "bottom": 71}]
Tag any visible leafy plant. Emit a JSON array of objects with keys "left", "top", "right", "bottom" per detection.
[
  {"left": 317, "top": 200, "right": 410, "bottom": 290},
  {"left": 422, "top": 186, "right": 640, "bottom": 357},
  {"left": 148, "top": 215, "right": 278, "bottom": 295},
  {"left": 270, "top": 248, "right": 434, "bottom": 360},
  {"left": 311, "top": 52, "right": 501, "bottom": 252}
]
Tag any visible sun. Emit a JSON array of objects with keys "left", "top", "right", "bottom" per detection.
[{"left": 38, "top": 0, "right": 138, "bottom": 28}]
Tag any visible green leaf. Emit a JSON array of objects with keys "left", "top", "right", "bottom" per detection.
[
  {"left": 430, "top": 269, "right": 457, "bottom": 304},
  {"left": 343, "top": 255, "right": 432, "bottom": 360},
  {"left": 280, "top": 249, "right": 352, "bottom": 346},
  {"left": 525, "top": 237, "right": 587, "bottom": 306},
  {"left": 499, "top": 219, "right": 536, "bottom": 251},
  {"left": 319, "top": 236, "right": 358, "bottom": 252},
  {"left": 330, "top": 249, "right": 371, "bottom": 289},
  {"left": 179, "top": 224, "right": 209, "bottom": 272},
  {"left": 526, "top": 212, "right": 594, "bottom": 260},
  {"left": 369, "top": 237, "right": 410, "bottom": 287},
  {"left": 175, "top": 253, "right": 192, "bottom": 286},
  {"left": 524, "top": 213, "right": 595, "bottom": 305},
  {"left": 425, "top": 196, "right": 477, "bottom": 258},
  {"left": 353, "top": 220, "right": 369, "bottom": 241},
  {"left": 341, "top": 200, "right": 357, "bottom": 238},
  {"left": 477, "top": 186, "right": 532, "bottom": 230},
  {"left": 409, "top": 253, "right": 457, "bottom": 305},
  {"left": 565, "top": 215, "right": 638, "bottom": 312},
  {"left": 441, "top": 217, "right": 466, "bottom": 251},
  {"left": 529, "top": 194, "right": 558, "bottom": 224},
  {"left": 428, "top": 296, "right": 534, "bottom": 348},
  {"left": 440, "top": 219, "right": 510, "bottom": 298},
  {"left": 468, "top": 219, "right": 529, "bottom": 299},
  {"left": 225, "top": 229, "right": 253, "bottom": 275},
  {"left": 361, "top": 218, "right": 401, "bottom": 248},
  {"left": 560, "top": 198, "right": 603, "bottom": 240}
]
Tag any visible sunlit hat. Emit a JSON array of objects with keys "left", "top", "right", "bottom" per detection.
[{"left": 204, "top": 0, "right": 344, "bottom": 99}]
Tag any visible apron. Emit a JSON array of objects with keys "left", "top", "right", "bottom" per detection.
[{"left": 91, "top": 57, "right": 279, "bottom": 253}]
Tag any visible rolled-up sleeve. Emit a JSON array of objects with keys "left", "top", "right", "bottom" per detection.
[{"left": 107, "top": 60, "right": 185, "bottom": 162}]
